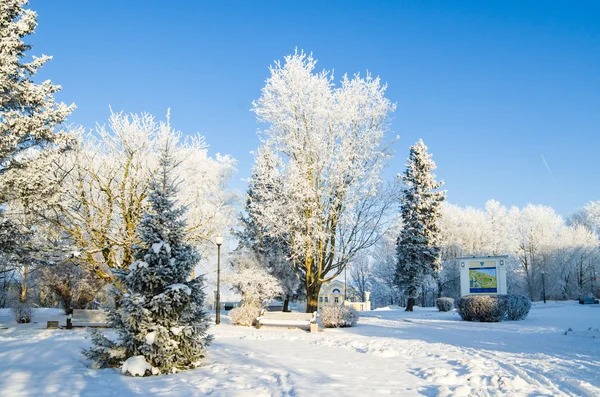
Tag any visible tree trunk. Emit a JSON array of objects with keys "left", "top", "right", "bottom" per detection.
[
  {"left": 283, "top": 295, "right": 290, "bottom": 312},
  {"left": 20, "top": 266, "right": 29, "bottom": 303},
  {"left": 306, "top": 282, "right": 322, "bottom": 313},
  {"left": 405, "top": 297, "right": 415, "bottom": 312}
]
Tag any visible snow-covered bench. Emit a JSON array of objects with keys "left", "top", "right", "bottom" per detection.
[
  {"left": 578, "top": 297, "right": 599, "bottom": 304},
  {"left": 70, "top": 309, "right": 109, "bottom": 328},
  {"left": 256, "top": 310, "right": 318, "bottom": 332}
]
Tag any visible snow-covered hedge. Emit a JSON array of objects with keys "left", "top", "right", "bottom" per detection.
[
  {"left": 436, "top": 297, "right": 454, "bottom": 312},
  {"left": 229, "top": 305, "right": 262, "bottom": 327},
  {"left": 457, "top": 294, "right": 532, "bottom": 322},
  {"left": 320, "top": 305, "right": 359, "bottom": 328},
  {"left": 457, "top": 295, "right": 508, "bottom": 322},
  {"left": 499, "top": 294, "right": 532, "bottom": 321},
  {"left": 11, "top": 302, "right": 33, "bottom": 323}
]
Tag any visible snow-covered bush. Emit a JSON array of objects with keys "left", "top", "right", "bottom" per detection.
[
  {"left": 11, "top": 301, "right": 33, "bottom": 323},
  {"left": 229, "top": 305, "right": 261, "bottom": 327},
  {"left": 436, "top": 297, "right": 454, "bottom": 312},
  {"left": 499, "top": 294, "right": 531, "bottom": 321},
  {"left": 320, "top": 305, "right": 359, "bottom": 328},
  {"left": 457, "top": 295, "right": 508, "bottom": 322},
  {"left": 227, "top": 251, "right": 283, "bottom": 307}
]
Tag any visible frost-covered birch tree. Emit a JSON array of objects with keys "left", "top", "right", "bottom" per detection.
[
  {"left": 0, "top": 0, "right": 74, "bottom": 190},
  {"left": 250, "top": 51, "right": 396, "bottom": 312},
  {"left": 395, "top": 140, "right": 445, "bottom": 311},
  {"left": 84, "top": 142, "right": 211, "bottom": 375}
]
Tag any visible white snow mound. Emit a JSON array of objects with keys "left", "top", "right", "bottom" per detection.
[
  {"left": 145, "top": 331, "right": 156, "bottom": 345},
  {"left": 151, "top": 241, "right": 164, "bottom": 254},
  {"left": 121, "top": 355, "right": 159, "bottom": 377},
  {"left": 168, "top": 283, "right": 191, "bottom": 295}
]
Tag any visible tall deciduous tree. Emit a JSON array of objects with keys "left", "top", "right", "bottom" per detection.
[
  {"left": 21, "top": 112, "right": 236, "bottom": 282},
  {"left": 84, "top": 142, "right": 212, "bottom": 375},
  {"left": 0, "top": 0, "right": 74, "bottom": 180},
  {"left": 250, "top": 51, "right": 396, "bottom": 312},
  {"left": 395, "top": 140, "right": 445, "bottom": 311}
]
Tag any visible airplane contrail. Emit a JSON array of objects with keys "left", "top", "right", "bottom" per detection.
[{"left": 541, "top": 155, "right": 557, "bottom": 182}]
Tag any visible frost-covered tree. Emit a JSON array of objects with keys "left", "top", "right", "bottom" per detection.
[
  {"left": 512, "top": 204, "right": 564, "bottom": 299},
  {"left": 395, "top": 140, "right": 445, "bottom": 311},
  {"left": 569, "top": 201, "right": 600, "bottom": 236},
  {"left": 0, "top": 211, "right": 32, "bottom": 303},
  {"left": 226, "top": 250, "right": 283, "bottom": 308},
  {"left": 27, "top": 112, "right": 236, "bottom": 282},
  {"left": 349, "top": 254, "right": 371, "bottom": 302},
  {"left": 370, "top": 228, "right": 403, "bottom": 308},
  {"left": 237, "top": 146, "right": 299, "bottom": 311},
  {"left": 250, "top": 51, "right": 396, "bottom": 312},
  {"left": 84, "top": 142, "right": 211, "bottom": 376},
  {"left": 0, "top": 0, "right": 74, "bottom": 189},
  {"left": 42, "top": 260, "right": 104, "bottom": 313}
]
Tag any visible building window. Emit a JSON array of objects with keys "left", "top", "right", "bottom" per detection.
[
  {"left": 334, "top": 297, "right": 339, "bottom": 303},
  {"left": 319, "top": 297, "right": 323, "bottom": 303},
  {"left": 324, "top": 297, "right": 329, "bottom": 303},
  {"left": 332, "top": 288, "right": 341, "bottom": 294}
]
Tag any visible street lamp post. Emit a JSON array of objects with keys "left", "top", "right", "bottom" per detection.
[
  {"left": 215, "top": 235, "right": 223, "bottom": 325},
  {"left": 541, "top": 270, "right": 547, "bottom": 304}
]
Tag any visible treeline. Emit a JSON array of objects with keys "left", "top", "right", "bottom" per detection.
[{"left": 357, "top": 200, "right": 599, "bottom": 308}]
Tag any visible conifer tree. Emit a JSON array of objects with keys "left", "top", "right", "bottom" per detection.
[
  {"left": 84, "top": 142, "right": 212, "bottom": 376},
  {"left": 395, "top": 140, "right": 445, "bottom": 311},
  {"left": 237, "top": 146, "right": 299, "bottom": 311},
  {"left": 0, "top": 0, "right": 74, "bottom": 177}
]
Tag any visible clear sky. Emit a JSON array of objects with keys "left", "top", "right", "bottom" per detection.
[{"left": 28, "top": 0, "right": 600, "bottom": 216}]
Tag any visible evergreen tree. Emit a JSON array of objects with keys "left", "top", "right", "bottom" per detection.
[
  {"left": 84, "top": 142, "right": 212, "bottom": 376},
  {"left": 395, "top": 140, "right": 445, "bottom": 312},
  {"left": 0, "top": 0, "right": 74, "bottom": 177},
  {"left": 237, "top": 146, "right": 299, "bottom": 311}
]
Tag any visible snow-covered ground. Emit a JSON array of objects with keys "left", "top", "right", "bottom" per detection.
[{"left": 1, "top": 301, "right": 599, "bottom": 396}]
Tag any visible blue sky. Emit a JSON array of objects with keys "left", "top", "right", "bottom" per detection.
[{"left": 29, "top": 0, "right": 600, "bottom": 216}]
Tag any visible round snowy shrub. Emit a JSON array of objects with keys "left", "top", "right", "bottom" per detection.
[
  {"left": 499, "top": 294, "right": 531, "bottom": 321},
  {"left": 457, "top": 295, "right": 508, "bottom": 322},
  {"left": 320, "top": 305, "right": 359, "bottom": 328},
  {"left": 11, "top": 302, "right": 33, "bottom": 323},
  {"left": 229, "top": 305, "right": 262, "bottom": 327},
  {"left": 436, "top": 297, "right": 454, "bottom": 312}
]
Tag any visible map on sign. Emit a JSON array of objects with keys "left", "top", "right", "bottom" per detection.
[{"left": 469, "top": 265, "right": 497, "bottom": 293}]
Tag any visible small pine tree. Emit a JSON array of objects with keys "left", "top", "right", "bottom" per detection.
[
  {"left": 84, "top": 142, "right": 212, "bottom": 375},
  {"left": 0, "top": 0, "right": 74, "bottom": 176},
  {"left": 395, "top": 140, "right": 445, "bottom": 312}
]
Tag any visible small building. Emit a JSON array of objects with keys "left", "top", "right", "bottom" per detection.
[{"left": 318, "top": 280, "right": 371, "bottom": 311}]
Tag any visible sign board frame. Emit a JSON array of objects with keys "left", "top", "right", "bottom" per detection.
[{"left": 459, "top": 255, "right": 508, "bottom": 296}]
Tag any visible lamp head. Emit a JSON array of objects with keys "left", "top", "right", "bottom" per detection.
[{"left": 215, "top": 235, "right": 223, "bottom": 246}]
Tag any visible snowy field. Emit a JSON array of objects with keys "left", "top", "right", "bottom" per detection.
[{"left": 1, "top": 302, "right": 599, "bottom": 397}]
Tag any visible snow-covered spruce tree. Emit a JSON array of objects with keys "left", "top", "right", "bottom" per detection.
[
  {"left": 0, "top": 0, "right": 74, "bottom": 181},
  {"left": 236, "top": 146, "right": 299, "bottom": 311},
  {"left": 395, "top": 140, "right": 445, "bottom": 312},
  {"left": 83, "top": 142, "right": 212, "bottom": 376}
]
